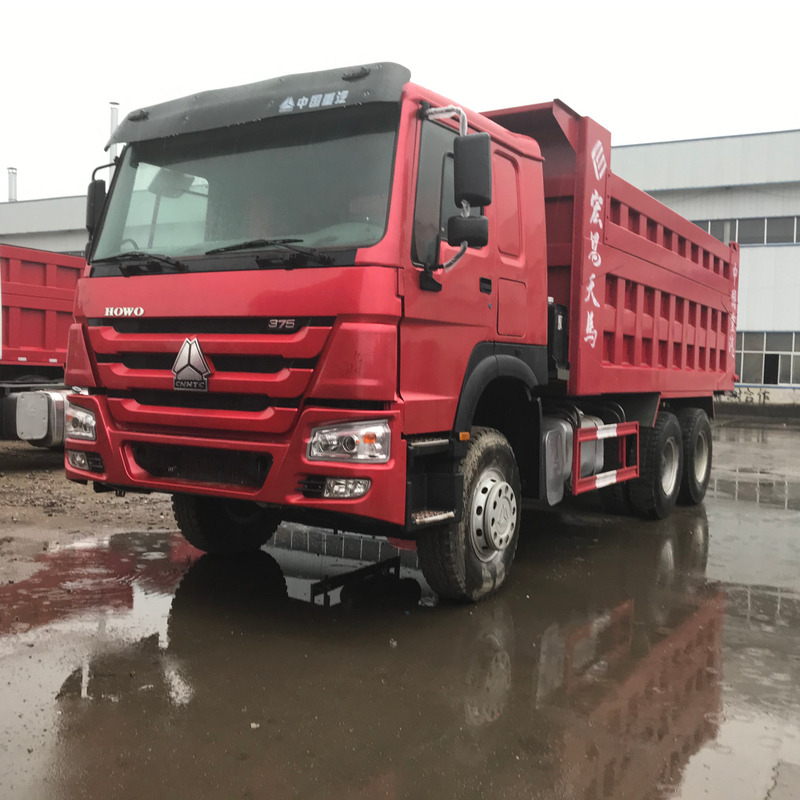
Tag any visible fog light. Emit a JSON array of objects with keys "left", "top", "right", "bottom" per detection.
[
  {"left": 323, "top": 478, "right": 371, "bottom": 499},
  {"left": 67, "top": 450, "right": 89, "bottom": 470}
]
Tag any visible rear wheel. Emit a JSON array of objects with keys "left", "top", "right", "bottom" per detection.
[
  {"left": 677, "top": 408, "right": 712, "bottom": 505},
  {"left": 629, "top": 412, "right": 683, "bottom": 520},
  {"left": 417, "top": 427, "right": 521, "bottom": 603},
  {"left": 172, "top": 494, "right": 280, "bottom": 554}
]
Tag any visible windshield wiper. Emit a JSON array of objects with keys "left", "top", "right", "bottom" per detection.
[
  {"left": 205, "top": 238, "right": 333, "bottom": 265},
  {"left": 93, "top": 251, "right": 189, "bottom": 276}
]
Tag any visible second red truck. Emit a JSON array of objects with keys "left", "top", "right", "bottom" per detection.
[{"left": 64, "top": 62, "right": 738, "bottom": 601}]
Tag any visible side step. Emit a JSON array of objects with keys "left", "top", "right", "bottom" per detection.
[{"left": 411, "top": 510, "right": 455, "bottom": 526}]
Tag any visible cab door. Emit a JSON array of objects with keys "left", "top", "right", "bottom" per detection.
[{"left": 399, "top": 118, "right": 495, "bottom": 435}]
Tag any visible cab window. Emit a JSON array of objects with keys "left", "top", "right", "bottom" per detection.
[{"left": 411, "top": 121, "right": 480, "bottom": 267}]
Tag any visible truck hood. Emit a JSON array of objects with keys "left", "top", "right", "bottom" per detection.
[{"left": 74, "top": 265, "right": 401, "bottom": 321}]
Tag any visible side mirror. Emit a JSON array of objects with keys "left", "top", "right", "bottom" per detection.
[
  {"left": 86, "top": 178, "right": 106, "bottom": 236},
  {"left": 453, "top": 132, "right": 492, "bottom": 208},
  {"left": 447, "top": 215, "right": 489, "bottom": 248}
]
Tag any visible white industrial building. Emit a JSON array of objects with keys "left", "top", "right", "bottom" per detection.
[
  {"left": 2, "top": 127, "right": 800, "bottom": 394},
  {"left": 0, "top": 193, "right": 86, "bottom": 255}
]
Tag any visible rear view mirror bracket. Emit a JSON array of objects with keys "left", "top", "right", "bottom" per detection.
[{"left": 423, "top": 104, "right": 493, "bottom": 274}]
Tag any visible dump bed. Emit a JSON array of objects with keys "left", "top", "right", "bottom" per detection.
[
  {"left": 0, "top": 244, "right": 84, "bottom": 371},
  {"left": 485, "top": 101, "right": 739, "bottom": 398}
]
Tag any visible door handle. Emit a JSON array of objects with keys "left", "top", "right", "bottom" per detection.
[{"left": 479, "top": 277, "right": 492, "bottom": 294}]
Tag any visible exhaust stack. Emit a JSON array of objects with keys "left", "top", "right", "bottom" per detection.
[
  {"left": 7, "top": 167, "right": 17, "bottom": 202},
  {"left": 109, "top": 102, "right": 119, "bottom": 162}
]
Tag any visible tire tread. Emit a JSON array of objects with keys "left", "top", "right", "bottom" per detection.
[
  {"left": 629, "top": 412, "right": 683, "bottom": 520},
  {"left": 677, "top": 407, "right": 712, "bottom": 505},
  {"left": 417, "top": 427, "right": 519, "bottom": 602}
]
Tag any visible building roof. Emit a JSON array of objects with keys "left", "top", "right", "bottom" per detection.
[{"left": 611, "top": 129, "right": 800, "bottom": 192}]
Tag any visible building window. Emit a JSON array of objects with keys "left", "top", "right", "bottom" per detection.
[
  {"left": 766, "top": 332, "right": 793, "bottom": 351},
  {"left": 698, "top": 216, "right": 800, "bottom": 246},
  {"left": 766, "top": 217, "right": 794, "bottom": 244},
  {"left": 709, "top": 219, "right": 737, "bottom": 243},
  {"left": 736, "top": 331, "right": 800, "bottom": 385},
  {"left": 737, "top": 217, "right": 766, "bottom": 245}
]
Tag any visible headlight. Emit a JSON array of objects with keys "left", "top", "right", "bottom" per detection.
[
  {"left": 307, "top": 420, "right": 390, "bottom": 463},
  {"left": 65, "top": 402, "right": 96, "bottom": 441}
]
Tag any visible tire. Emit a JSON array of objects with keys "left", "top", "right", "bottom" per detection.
[
  {"left": 677, "top": 408, "right": 712, "bottom": 506},
  {"left": 417, "top": 427, "right": 521, "bottom": 603},
  {"left": 599, "top": 481, "right": 632, "bottom": 516},
  {"left": 171, "top": 494, "right": 280, "bottom": 554},
  {"left": 629, "top": 412, "right": 683, "bottom": 520}
]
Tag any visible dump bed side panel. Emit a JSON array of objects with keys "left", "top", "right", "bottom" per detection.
[
  {"left": 569, "top": 116, "right": 738, "bottom": 397},
  {"left": 483, "top": 101, "right": 739, "bottom": 399},
  {"left": 0, "top": 244, "right": 85, "bottom": 369}
]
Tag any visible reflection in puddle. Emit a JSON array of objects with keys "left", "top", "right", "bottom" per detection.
[
  {"left": 0, "top": 506, "right": 743, "bottom": 799},
  {"left": 708, "top": 471, "right": 800, "bottom": 511}
]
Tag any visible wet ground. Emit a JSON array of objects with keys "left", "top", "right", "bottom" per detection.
[{"left": 1, "top": 419, "right": 800, "bottom": 799}]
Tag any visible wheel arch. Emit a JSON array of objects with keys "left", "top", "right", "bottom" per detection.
[
  {"left": 453, "top": 344, "right": 547, "bottom": 500},
  {"left": 452, "top": 343, "right": 547, "bottom": 433}
]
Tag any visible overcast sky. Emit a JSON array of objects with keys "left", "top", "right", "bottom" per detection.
[{"left": 2, "top": 0, "right": 797, "bottom": 202}]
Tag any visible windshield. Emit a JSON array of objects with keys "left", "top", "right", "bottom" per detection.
[{"left": 92, "top": 104, "right": 399, "bottom": 265}]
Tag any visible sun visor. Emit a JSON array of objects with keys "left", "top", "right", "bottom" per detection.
[{"left": 107, "top": 62, "right": 411, "bottom": 149}]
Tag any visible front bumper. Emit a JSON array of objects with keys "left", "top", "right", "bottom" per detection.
[{"left": 64, "top": 394, "right": 407, "bottom": 527}]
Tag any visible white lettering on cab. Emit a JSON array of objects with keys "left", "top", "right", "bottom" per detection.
[{"left": 105, "top": 307, "right": 144, "bottom": 317}]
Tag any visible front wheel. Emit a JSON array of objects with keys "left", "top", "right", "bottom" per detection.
[
  {"left": 417, "top": 427, "right": 521, "bottom": 603},
  {"left": 172, "top": 494, "right": 280, "bottom": 554}
]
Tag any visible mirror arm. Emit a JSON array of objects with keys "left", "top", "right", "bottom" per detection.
[
  {"left": 442, "top": 242, "right": 468, "bottom": 273},
  {"left": 91, "top": 159, "right": 118, "bottom": 181},
  {"left": 424, "top": 105, "right": 468, "bottom": 137}
]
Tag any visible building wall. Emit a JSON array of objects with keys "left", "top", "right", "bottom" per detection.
[
  {"left": 611, "top": 130, "right": 800, "bottom": 191},
  {"left": 0, "top": 229, "right": 87, "bottom": 254},
  {"left": 0, "top": 195, "right": 86, "bottom": 255},
  {"left": 648, "top": 184, "right": 800, "bottom": 221}
]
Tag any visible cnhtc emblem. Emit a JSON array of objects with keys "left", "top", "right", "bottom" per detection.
[{"left": 172, "top": 338, "right": 211, "bottom": 391}]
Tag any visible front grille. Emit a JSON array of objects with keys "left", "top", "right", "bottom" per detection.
[
  {"left": 109, "top": 389, "right": 300, "bottom": 412},
  {"left": 96, "top": 352, "right": 317, "bottom": 373},
  {"left": 90, "top": 316, "right": 335, "bottom": 433},
  {"left": 131, "top": 443, "right": 271, "bottom": 488},
  {"left": 88, "top": 316, "right": 335, "bottom": 335}
]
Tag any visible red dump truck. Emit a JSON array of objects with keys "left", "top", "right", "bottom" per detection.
[
  {"left": 64, "top": 63, "right": 738, "bottom": 601},
  {"left": 1, "top": 244, "right": 84, "bottom": 447}
]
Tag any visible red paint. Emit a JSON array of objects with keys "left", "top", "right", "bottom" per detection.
[{"left": 64, "top": 323, "right": 97, "bottom": 387}]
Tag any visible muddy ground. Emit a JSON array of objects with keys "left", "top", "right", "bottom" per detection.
[{"left": 0, "top": 440, "right": 172, "bottom": 585}]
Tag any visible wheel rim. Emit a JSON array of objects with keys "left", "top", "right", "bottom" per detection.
[
  {"left": 694, "top": 430, "right": 709, "bottom": 484},
  {"left": 470, "top": 468, "right": 518, "bottom": 563},
  {"left": 660, "top": 437, "right": 679, "bottom": 497}
]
